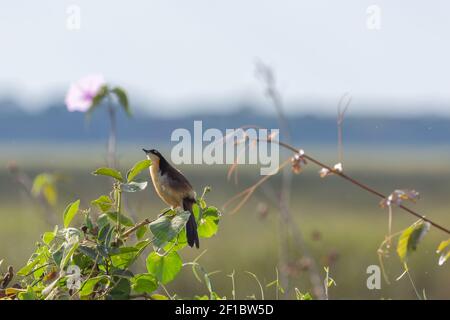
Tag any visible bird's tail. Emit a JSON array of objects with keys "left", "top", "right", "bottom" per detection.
[{"left": 183, "top": 197, "right": 200, "bottom": 248}]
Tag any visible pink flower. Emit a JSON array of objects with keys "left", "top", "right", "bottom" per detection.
[{"left": 65, "top": 74, "right": 106, "bottom": 112}]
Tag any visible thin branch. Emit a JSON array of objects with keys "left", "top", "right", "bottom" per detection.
[
  {"left": 264, "top": 139, "right": 450, "bottom": 235},
  {"left": 121, "top": 218, "right": 154, "bottom": 239}
]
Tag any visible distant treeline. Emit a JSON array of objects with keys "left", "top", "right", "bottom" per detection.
[{"left": 1, "top": 103, "right": 449, "bottom": 146}]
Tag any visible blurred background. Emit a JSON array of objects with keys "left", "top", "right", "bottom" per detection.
[{"left": 1, "top": 0, "right": 449, "bottom": 299}]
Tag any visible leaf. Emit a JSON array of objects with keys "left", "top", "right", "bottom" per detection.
[
  {"left": 87, "top": 85, "right": 108, "bottom": 115},
  {"left": 110, "top": 247, "right": 139, "bottom": 269},
  {"left": 78, "top": 245, "right": 98, "bottom": 261},
  {"left": 163, "top": 228, "right": 188, "bottom": 252},
  {"left": 106, "top": 212, "right": 134, "bottom": 227},
  {"left": 96, "top": 213, "right": 110, "bottom": 229},
  {"left": 146, "top": 251, "right": 182, "bottom": 284},
  {"left": 151, "top": 294, "right": 169, "bottom": 300},
  {"left": 109, "top": 277, "right": 131, "bottom": 300},
  {"left": 18, "top": 291, "right": 37, "bottom": 300},
  {"left": 52, "top": 245, "right": 64, "bottom": 267},
  {"left": 91, "top": 195, "right": 113, "bottom": 212},
  {"left": 120, "top": 180, "right": 148, "bottom": 192},
  {"left": 131, "top": 274, "right": 158, "bottom": 294},
  {"left": 31, "top": 173, "right": 58, "bottom": 206},
  {"left": 111, "top": 240, "right": 151, "bottom": 269},
  {"left": 136, "top": 225, "right": 148, "bottom": 240},
  {"left": 92, "top": 167, "right": 124, "bottom": 182},
  {"left": 295, "top": 288, "right": 312, "bottom": 300},
  {"left": 126, "top": 159, "right": 152, "bottom": 182},
  {"left": 60, "top": 241, "right": 80, "bottom": 270},
  {"left": 5, "top": 288, "right": 26, "bottom": 295},
  {"left": 197, "top": 206, "right": 220, "bottom": 238},
  {"left": 111, "top": 87, "right": 131, "bottom": 116},
  {"left": 98, "top": 223, "right": 113, "bottom": 244},
  {"left": 63, "top": 200, "right": 80, "bottom": 228},
  {"left": 149, "top": 211, "right": 190, "bottom": 246},
  {"left": 17, "top": 250, "right": 46, "bottom": 276},
  {"left": 42, "top": 232, "right": 55, "bottom": 245},
  {"left": 84, "top": 213, "right": 94, "bottom": 231},
  {"left": 436, "top": 239, "right": 450, "bottom": 266},
  {"left": 439, "top": 251, "right": 450, "bottom": 266},
  {"left": 80, "top": 276, "right": 108, "bottom": 298},
  {"left": 397, "top": 221, "right": 430, "bottom": 262}
]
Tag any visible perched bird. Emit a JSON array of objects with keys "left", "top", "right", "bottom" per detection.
[{"left": 143, "top": 148, "right": 199, "bottom": 248}]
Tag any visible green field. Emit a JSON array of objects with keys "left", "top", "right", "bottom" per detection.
[{"left": 1, "top": 144, "right": 449, "bottom": 299}]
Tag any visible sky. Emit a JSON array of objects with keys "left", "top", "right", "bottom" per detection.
[{"left": 1, "top": 0, "right": 450, "bottom": 116}]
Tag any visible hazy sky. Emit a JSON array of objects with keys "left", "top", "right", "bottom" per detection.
[{"left": 1, "top": 1, "right": 450, "bottom": 115}]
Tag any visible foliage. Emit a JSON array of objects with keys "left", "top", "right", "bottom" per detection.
[
  {"left": 31, "top": 173, "right": 62, "bottom": 207},
  {"left": 397, "top": 221, "right": 430, "bottom": 263},
  {"left": 0, "top": 160, "right": 221, "bottom": 300}
]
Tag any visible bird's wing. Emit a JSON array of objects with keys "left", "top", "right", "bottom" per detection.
[{"left": 165, "top": 166, "right": 193, "bottom": 193}]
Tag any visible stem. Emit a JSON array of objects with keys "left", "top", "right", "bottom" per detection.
[
  {"left": 107, "top": 94, "right": 117, "bottom": 168},
  {"left": 122, "top": 218, "right": 153, "bottom": 239},
  {"left": 115, "top": 186, "right": 122, "bottom": 238}
]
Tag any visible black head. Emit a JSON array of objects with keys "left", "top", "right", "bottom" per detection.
[
  {"left": 143, "top": 148, "right": 160, "bottom": 156},
  {"left": 142, "top": 148, "right": 165, "bottom": 161}
]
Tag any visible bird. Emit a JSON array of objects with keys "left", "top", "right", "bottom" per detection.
[{"left": 143, "top": 148, "right": 199, "bottom": 248}]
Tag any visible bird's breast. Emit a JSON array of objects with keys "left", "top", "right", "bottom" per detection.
[{"left": 150, "top": 165, "right": 182, "bottom": 207}]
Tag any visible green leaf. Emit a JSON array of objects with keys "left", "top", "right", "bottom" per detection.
[
  {"left": 17, "top": 248, "right": 47, "bottom": 276},
  {"left": 31, "top": 173, "right": 58, "bottom": 206},
  {"left": 42, "top": 232, "right": 55, "bottom": 245},
  {"left": 52, "top": 245, "right": 64, "bottom": 267},
  {"left": 110, "top": 247, "right": 139, "bottom": 269},
  {"left": 106, "top": 211, "right": 134, "bottom": 227},
  {"left": 80, "top": 276, "right": 108, "bottom": 298},
  {"left": 98, "top": 223, "right": 113, "bottom": 244},
  {"left": 163, "top": 228, "right": 188, "bottom": 252},
  {"left": 136, "top": 225, "right": 148, "bottom": 240},
  {"left": 131, "top": 273, "right": 158, "bottom": 294},
  {"left": 111, "top": 87, "right": 131, "bottom": 116},
  {"left": 96, "top": 213, "right": 110, "bottom": 229},
  {"left": 18, "top": 290, "right": 37, "bottom": 300},
  {"left": 146, "top": 251, "right": 182, "bottom": 284},
  {"left": 84, "top": 213, "right": 94, "bottom": 231},
  {"left": 120, "top": 180, "right": 148, "bottom": 192},
  {"left": 436, "top": 239, "right": 450, "bottom": 266},
  {"left": 92, "top": 167, "right": 124, "bottom": 182},
  {"left": 149, "top": 211, "right": 190, "bottom": 246},
  {"left": 197, "top": 206, "right": 220, "bottom": 238},
  {"left": 63, "top": 200, "right": 80, "bottom": 228},
  {"left": 87, "top": 85, "right": 108, "bottom": 115},
  {"left": 111, "top": 240, "right": 151, "bottom": 269},
  {"left": 437, "top": 239, "right": 450, "bottom": 252},
  {"left": 91, "top": 195, "right": 113, "bottom": 212},
  {"left": 127, "top": 159, "right": 152, "bottom": 182},
  {"left": 295, "top": 288, "right": 312, "bottom": 300},
  {"left": 397, "top": 221, "right": 430, "bottom": 262},
  {"left": 60, "top": 241, "right": 80, "bottom": 270},
  {"left": 151, "top": 294, "right": 169, "bottom": 300},
  {"left": 78, "top": 245, "right": 98, "bottom": 261},
  {"left": 109, "top": 277, "right": 131, "bottom": 300}
]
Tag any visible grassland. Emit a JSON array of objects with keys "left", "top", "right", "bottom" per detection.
[{"left": 1, "top": 143, "right": 449, "bottom": 299}]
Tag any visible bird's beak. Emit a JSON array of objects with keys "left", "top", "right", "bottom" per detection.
[{"left": 142, "top": 148, "right": 150, "bottom": 154}]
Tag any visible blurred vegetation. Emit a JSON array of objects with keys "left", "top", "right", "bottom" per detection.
[{"left": 0, "top": 144, "right": 449, "bottom": 299}]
